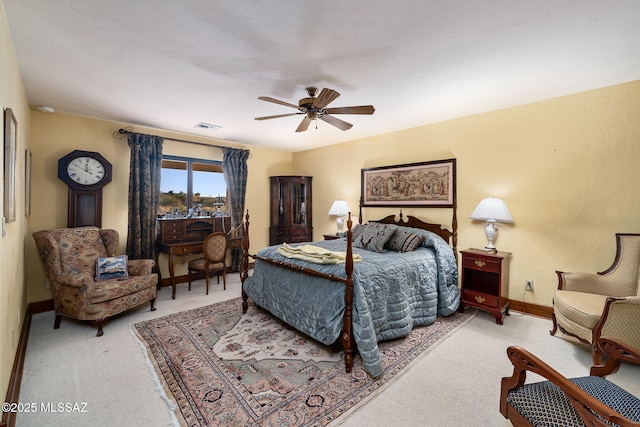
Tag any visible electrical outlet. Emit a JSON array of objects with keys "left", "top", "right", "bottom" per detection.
[{"left": 525, "top": 280, "right": 534, "bottom": 291}]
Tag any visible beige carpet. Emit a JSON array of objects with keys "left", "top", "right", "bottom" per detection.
[{"left": 16, "top": 274, "right": 640, "bottom": 426}]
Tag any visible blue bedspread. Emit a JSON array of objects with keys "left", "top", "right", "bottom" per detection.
[{"left": 242, "top": 226, "right": 460, "bottom": 377}]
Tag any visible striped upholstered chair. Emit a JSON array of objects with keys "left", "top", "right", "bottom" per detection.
[
  {"left": 551, "top": 233, "right": 640, "bottom": 364},
  {"left": 500, "top": 334, "right": 640, "bottom": 427}
]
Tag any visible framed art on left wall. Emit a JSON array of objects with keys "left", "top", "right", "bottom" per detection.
[
  {"left": 4, "top": 107, "right": 17, "bottom": 222},
  {"left": 25, "top": 148, "right": 31, "bottom": 216}
]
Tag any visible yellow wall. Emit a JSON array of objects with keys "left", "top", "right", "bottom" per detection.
[
  {"left": 3, "top": 0, "right": 639, "bottom": 403},
  {"left": 0, "top": 0, "right": 30, "bottom": 405},
  {"left": 26, "top": 112, "right": 293, "bottom": 302},
  {"left": 293, "top": 80, "right": 640, "bottom": 307}
]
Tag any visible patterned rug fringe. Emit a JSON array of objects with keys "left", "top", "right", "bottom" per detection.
[{"left": 130, "top": 324, "right": 182, "bottom": 427}]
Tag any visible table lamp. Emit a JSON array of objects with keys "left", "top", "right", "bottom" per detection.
[
  {"left": 328, "top": 200, "right": 351, "bottom": 234},
  {"left": 469, "top": 197, "right": 514, "bottom": 249}
]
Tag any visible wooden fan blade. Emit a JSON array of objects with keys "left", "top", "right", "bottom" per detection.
[
  {"left": 255, "top": 113, "right": 300, "bottom": 120},
  {"left": 295, "top": 117, "right": 312, "bottom": 132},
  {"left": 320, "top": 114, "right": 353, "bottom": 131},
  {"left": 325, "top": 105, "right": 375, "bottom": 115},
  {"left": 258, "top": 96, "right": 300, "bottom": 109},
  {"left": 313, "top": 88, "right": 340, "bottom": 108}
]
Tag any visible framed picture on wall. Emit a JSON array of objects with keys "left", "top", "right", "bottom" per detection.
[
  {"left": 25, "top": 148, "right": 32, "bottom": 216},
  {"left": 361, "top": 158, "right": 456, "bottom": 207},
  {"left": 4, "top": 107, "right": 17, "bottom": 222}
]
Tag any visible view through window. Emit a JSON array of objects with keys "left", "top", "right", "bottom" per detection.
[{"left": 159, "top": 155, "right": 227, "bottom": 217}]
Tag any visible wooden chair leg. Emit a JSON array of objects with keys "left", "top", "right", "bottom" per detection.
[
  {"left": 54, "top": 314, "right": 62, "bottom": 330},
  {"left": 205, "top": 270, "right": 209, "bottom": 295},
  {"left": 188, "top": 270, "right": 192, "bottom": 291},
  {"left": 222, "top": 272, "right": 226, "bottom": 290},
  {"left": 150, "top": 298, "right": 157, "bottom": 311},
  {"left": 550, "top": 312, "right": 558, "bottom": 336},
  {"left": 592, "top": 343, "right": 603, "bottom": 365},
  {"left": 96, "top": 319, "right": 105, "bottom": 337}
]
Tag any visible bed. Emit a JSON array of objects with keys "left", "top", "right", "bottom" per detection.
[{"left": 239, "top": 211, "right": 460, "bottom": 377}]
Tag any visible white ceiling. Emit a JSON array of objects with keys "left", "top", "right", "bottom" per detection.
[{"left": 4, "top": 1, "right": 640, "bottom": 152}]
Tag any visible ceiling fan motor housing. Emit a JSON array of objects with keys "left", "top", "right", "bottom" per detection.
[{"left": 299, "top": 87, "right": 319, "bottom": 110}]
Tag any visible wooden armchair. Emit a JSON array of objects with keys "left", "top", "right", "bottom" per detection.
[
  {"left": 500, "top": 338, "right": 640, "bottom": 427},
  {"left": 33, "top": 226, "right": 158, "bottom": 336},
  {"left": 551, "top": 233, "right": 640, "bottom": 363}
]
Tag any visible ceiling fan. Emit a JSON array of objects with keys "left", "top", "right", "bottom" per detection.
[{"left": 255, "top": 87, "right": 375, "bottom": 132}]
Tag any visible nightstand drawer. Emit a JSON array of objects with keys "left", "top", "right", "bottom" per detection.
[
  {"left": 462, "top": 256, "right": 501, "bottom": 272},
  {"left": 462, "top": 289, "right": 500, "bottom": 308}
]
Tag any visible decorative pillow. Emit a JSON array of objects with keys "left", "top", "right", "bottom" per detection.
[
  {"left": 353, "top": 223, "right": 397, "bottom": 253},
  {"left": 95, "top": 255, "right": 128, "bottom": 280},
  {"left": 386, "top": 229, "right": 425, "bottom": 252},
  {"left": 350, "top": 223, "right": 367, "bottom": 241}
]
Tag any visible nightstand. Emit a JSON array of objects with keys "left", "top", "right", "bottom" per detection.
[
  {"left": 460, "top": 249, "right": 511, "bottom": 325},
  {"left": 323, "top": 234, "right": 340, "bottom": 240}
]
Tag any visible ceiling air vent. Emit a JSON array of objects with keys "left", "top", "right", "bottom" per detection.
[{"left": 194, "top": 122, "right": 221, "bottom": 130}]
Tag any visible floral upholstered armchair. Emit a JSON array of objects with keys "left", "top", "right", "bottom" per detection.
[{"left": 33, "top": 226, "right": 158, "bottom": 336}]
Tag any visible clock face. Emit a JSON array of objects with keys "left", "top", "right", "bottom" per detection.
[{"left": 66, "top": 156, "right": 106, "bottom": 186}]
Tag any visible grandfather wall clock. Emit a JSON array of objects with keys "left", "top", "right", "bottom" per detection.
[{"left": 58, "top": 150, "right": 112, "bottom": 228}]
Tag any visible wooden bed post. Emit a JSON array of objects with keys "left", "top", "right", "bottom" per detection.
[
  {"left": 241, "top": 210, "right": 250, "bottom": 314},
  {"left": 341, "top": 213, "right": 355, "bottom": 373}
]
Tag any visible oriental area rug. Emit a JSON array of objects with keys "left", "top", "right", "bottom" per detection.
[{"left": 133, "top": 298, "right": 475, "bottom": 427}]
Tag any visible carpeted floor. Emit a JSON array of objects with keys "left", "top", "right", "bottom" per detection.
[
  {"left": 15, "top": 274, "right": 640, "bottom": 426},
  {"left": 133, "top": 297, "right": 475, "bottom": 426}
]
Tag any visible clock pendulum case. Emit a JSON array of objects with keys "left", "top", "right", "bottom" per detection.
[{"left": 58, "top": 150, "right": 113, "bottom": 228}]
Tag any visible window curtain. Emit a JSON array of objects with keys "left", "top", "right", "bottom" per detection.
[
  {"left": 126, "top": 132, "right": 164, "bottom": 260},
  {"left": 222, "top": 147, "right": 250, "bottom": 270}
]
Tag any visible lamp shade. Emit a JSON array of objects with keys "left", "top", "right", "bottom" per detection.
[
  {"left": 328, "top": 200, "right": 351, "bottom": 216},
  {"left": 469, "top": 197, "right": 514, "bottom": 223}
]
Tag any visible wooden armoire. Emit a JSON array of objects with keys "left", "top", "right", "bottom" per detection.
[{"left": 269, "top": 176, "right": 313, "bottom": 245}]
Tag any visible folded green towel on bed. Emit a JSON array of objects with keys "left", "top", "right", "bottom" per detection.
[{"left": 277, "top": 243, "right": 362, "bottom": 264}]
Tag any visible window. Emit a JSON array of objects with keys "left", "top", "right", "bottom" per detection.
[{"left": 159, "top": 155, "right": 227, "bottom": 217}]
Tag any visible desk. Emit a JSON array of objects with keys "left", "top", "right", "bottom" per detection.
[
  {"left": 156, "top": 236, "right": 243, "bottom": 299},
  {"left": 155, "top": 217, "right": 241, "bottom": 299}
]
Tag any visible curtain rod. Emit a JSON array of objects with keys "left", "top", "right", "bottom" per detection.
[{"left": 113, "top": 127, "right": 250, "bottom": 153}]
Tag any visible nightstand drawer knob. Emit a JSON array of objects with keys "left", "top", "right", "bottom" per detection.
[
  {"left": 475, "top": 295, "right": 486, "bottom": 304},
  {"left": 474, "top": 260, "right": 486, "bottom": 268}
]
